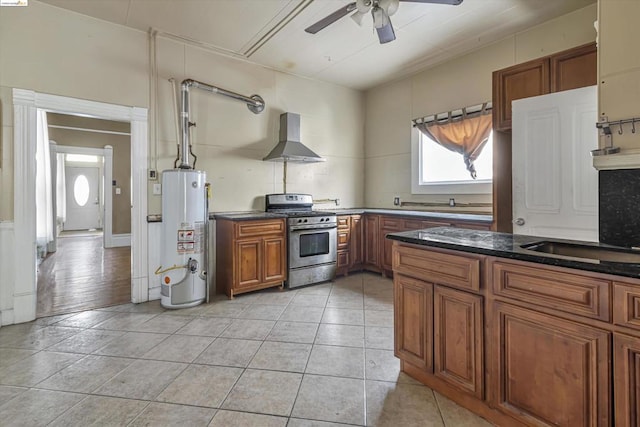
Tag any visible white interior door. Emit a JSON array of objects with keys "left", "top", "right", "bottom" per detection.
[
  {"left": 512, "top": 86, "right": 598, "bottom": 241},
  {"left": 64, "top": 166, "right": 101, "bottom": 231}
]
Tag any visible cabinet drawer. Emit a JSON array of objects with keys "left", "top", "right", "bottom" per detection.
[
  {"left": 381, "top": 217, "right": 402, "bottom": 229},
  {"left": 404, "top": 219, "right": 449, "bottom": 230},
  {"left": 492, "top": 261, "right": 610, "bottom": 321},
  {"left": 337, "top": 216, "right": 350, "bottom": 229},
  {"left": 614, "top": 282, "right": 640, "bottom": 330},
  {"left": 337, "top": 230, "right": 349, "bottom": 250},
  {"left": 337, "top": 250, "right": 350, "bottom": 269},
  {"left": 393, "top": 245, "right": 481, "bottom": 292},
  {"left": 235, "top": 220, "right": 285, "bottom": 238}
]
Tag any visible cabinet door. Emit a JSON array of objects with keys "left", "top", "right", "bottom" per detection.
[
  {"left": 551, "top": 43, "right": 597, "bottom": 92},
  {"left": 614, "top": 333, "right": 640, "bottom": 427},
  {"left": 364, "top": 215, "right": 380, "bottom": 269},
  {"left": 434, "top": 286, "right": 483, "bottom": 398},
  {"left": 350, "top": 215, "right": 363, "bottom": 269},
  {"left": 381, "top": 219, "right": 403, "bottom": 274},
  {"left": 337, "top": 249, "right": 350, "bottom": 275},
  {"left": 236, "top": 238, "right": 262, "bottom": 289},
  {"left": 493, "top": 57, "right": 550, "bottom": 131},
  {"left": 394, "top": 274, "right": 433, "bottom": 372},
  {"left": 490, "top": 302, "right": 610, "bottom": 427},
  {"left": 263, "top": 236, "right": 285, "bottom": 284}
]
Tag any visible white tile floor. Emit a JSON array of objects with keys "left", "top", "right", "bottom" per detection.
[{"left": 0, "top": 272, "right": 492, "bottom": 426}]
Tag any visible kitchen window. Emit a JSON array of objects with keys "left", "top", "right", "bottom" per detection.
[{"left": 411, "top": 103, "right": 493, "bottom": 195}]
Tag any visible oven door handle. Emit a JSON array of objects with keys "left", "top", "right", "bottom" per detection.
[{"left": 289, "top": 224, "right": 337, "bottom": 231}]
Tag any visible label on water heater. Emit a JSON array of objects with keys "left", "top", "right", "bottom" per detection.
[
  {"left": 176, "top": 222, "right": 204, "bottom": 254},
  {"left": 177, "top": 222, "right": 195, "bottom": 254}
]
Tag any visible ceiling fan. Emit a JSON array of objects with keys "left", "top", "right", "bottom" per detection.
[{"left": 305, "top": 0, "right": 463, "bottom": 44}]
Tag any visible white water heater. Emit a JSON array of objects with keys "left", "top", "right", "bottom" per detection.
[{"left": 159, "top": 169, "right": 208, "bottom": 309}]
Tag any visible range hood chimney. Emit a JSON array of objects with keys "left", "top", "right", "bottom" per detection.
[{"left": 263, "top": 113, "right": 326, "bottom": 163}]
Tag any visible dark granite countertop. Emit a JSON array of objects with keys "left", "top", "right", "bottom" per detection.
[
  {"left": 212, "top": 212, "right": 287, "bottom": 221},
  {"left": 320, "top": 208, "right": 492, "bottom": 223},
  {"left": 147, "top": 212, "right": 287, "bottom": 222},
  {"left": 387, "top": 227, "right": 640, "bottom": 279},
  {"left": 148, "top": 209, "right": 491, "bottom": 223}
]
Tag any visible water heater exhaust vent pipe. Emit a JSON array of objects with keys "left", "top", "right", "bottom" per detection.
[{"left": 178, "top": 79, "right": 265, "bottom": 169}]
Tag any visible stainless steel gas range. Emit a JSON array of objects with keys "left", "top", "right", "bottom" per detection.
[{"left": 265, "top": 194, "right": 337, "bottom": 289}]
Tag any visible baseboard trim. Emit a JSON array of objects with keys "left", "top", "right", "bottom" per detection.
[
  {"left": 0, "top": 309, "right": 14, "bottom": 327},
  {"left": 149, "top": 286, "right": 161, "bottom": 301},
  {"left": 111, "top": 233, "right": 131, "bottom": 247}
]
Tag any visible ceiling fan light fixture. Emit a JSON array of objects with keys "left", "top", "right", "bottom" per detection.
[
  {"left": 379, "top": 0, "right": 399, "bottom": 16},
  {"left": 356, "top": 0, "right": 373, "bottom": 13},
  {"left": 350, "top": 10, "right": 367, "bottom": 26},
  {"left": 376, "top": 23, "right": 396, "bottom": 43}
]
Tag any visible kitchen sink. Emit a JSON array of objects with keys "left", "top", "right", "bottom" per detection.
[{"left": 520, "top": 241, "right": 640, "bottom": 264}]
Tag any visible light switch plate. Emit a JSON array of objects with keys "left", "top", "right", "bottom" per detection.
[
  {"left": 153, "top": 183, "right": 162, "bottom": 195},
  {"left": 115, "top": 187, "right": 121, "bottom": 195}
]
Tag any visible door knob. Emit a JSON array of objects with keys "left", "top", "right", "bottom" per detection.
[{"left": 513, "top": 218, "right": 525, "bottom": 226}]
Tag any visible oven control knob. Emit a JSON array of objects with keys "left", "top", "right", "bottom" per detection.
[{"left": 304, "top": 219, "right": 308, "bottom": 223}]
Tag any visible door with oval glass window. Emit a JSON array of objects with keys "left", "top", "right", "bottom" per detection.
[{"left": 64, "top": 166, "right": 101, "bottom": 231}]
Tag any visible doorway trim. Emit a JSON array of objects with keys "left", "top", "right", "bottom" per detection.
[
  {"left": 55, "top": 144, "right": 123, "bottom": 248},
  {"left": 13, "top": 88, "right": 148, "bottom": 323}
]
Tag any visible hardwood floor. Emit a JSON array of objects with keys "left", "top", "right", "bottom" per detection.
[{"left": 36, "top": 234, "right": 131, "bottom": 318}]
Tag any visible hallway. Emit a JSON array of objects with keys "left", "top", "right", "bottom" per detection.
[{"left": 37, "top": 235, "right": 131, "bottom": 318}]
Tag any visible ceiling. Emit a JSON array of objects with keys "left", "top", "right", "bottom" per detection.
[{"left": 39, "top": 0, "right": 596, "bottom": 90}]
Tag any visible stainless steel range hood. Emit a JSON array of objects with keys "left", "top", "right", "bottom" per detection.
[{"left": 263, "top": 112, "right": 326, "bottom": 163}]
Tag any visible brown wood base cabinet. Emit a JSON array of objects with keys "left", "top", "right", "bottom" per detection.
[
  {"left": 393, "top": 244, "right": 485, "bottom": 403},
  {"left": 336, "top": 214, "right": 364, "bottom": 277},
  {"left": 216, "top": 218, "right": 286, "bottom": 298},
  {"left": 614, "top": 333, "right": 640, "bottom": 427},
  {"left": 390, "top": 241, "right": 636, "bottom": 427},
  {"left": 491, "top": 301, "right": 610, "bottom": 427},
  {"left": 394, "top": 274, "right": 433, "bottom": 371},
  {"left": 434, "top": 285, "right": 483, "bottom": 399}
]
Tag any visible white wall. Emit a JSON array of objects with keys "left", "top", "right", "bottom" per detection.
[
  {"left": 0, "top": 1, "right": 365, "bottom": 220},
  {"left": 0, "top": 0, "right": 364, "bottom": 323},
  {"left": 364, "top": 4, "right": 598, "bottom": 210},
  {"left": 149, "top": 37, "right": 364, "bottom": 214}
]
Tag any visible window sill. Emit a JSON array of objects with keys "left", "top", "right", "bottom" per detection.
[{"left": 412, "top": 181, "right": 492, "bottom": 195}]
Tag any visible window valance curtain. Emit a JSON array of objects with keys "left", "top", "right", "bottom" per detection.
[{"left": 414, "top": 104, "right": 492, "bottom": 179}]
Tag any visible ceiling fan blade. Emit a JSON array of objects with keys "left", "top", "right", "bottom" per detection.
[
  {"left": 305, "top": 2, "right": 358, "bottom": 34},
  {"left": 399, "top": 0, "right": 463, "bottom": 5}
]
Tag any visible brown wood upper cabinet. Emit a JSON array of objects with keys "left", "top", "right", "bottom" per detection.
[
  {"left": 492, "top": 42, "right": 596, "bottom": 131},
  {"left": 493, "top": 57, "right": 550, "bottom": 131}
]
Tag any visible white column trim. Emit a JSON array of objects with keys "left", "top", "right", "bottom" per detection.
[
  {"left": 12, "top": 100, "right": 37, "bottom": 323},
  {"left": 12, "top": 88, "right": 149, "bottom": 323},
  {"left": 0, "top": 222, "right": 16, "bottom": 327},
  {"left": 130, "top": 118, "right": 148, "bottom": 303},
  {"left": 104, "top": 146, "right": 114, "bottom": 248}
]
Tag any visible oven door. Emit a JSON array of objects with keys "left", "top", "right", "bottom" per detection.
[{"left": 289, "top": 226, "right": 337, "bottom": 269}]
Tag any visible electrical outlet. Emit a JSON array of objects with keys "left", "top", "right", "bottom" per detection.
[
  {"left": 393, "top": 197, "right": 400, "bottom": 206},
  {"left": 149, "top": 169, "right": 157, "bottom": 180},
  {"left": 449, "top": 198, "right": 456, "bottom": 207}
]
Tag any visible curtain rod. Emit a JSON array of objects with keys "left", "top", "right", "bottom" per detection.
[{"left": 413, "top": 101, "right": 492, "bottom": 127}]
